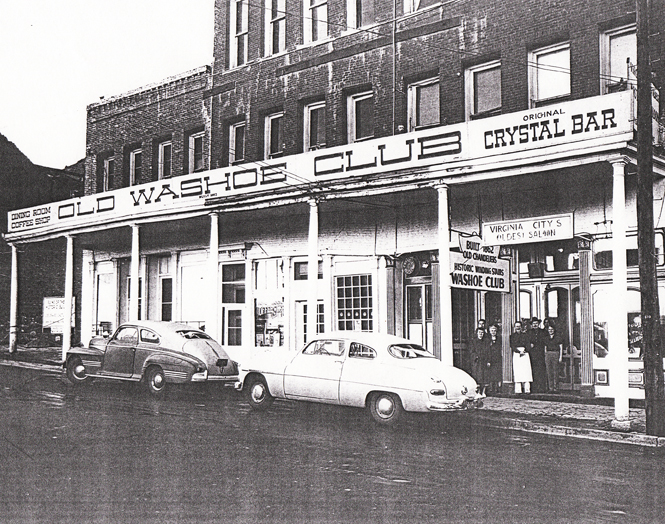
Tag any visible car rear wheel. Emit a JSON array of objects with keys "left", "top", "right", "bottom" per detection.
[
  {"left": 368, "top": 392, "right": 403, "bottom": 426},
  {"left": 66, "top": 356, "right": 92, "bottom": 385},
  {"left": 145, "top": 366, "right": 167, "bottom": 398},
  {"left": 246, "top": 376, "right": 274, "bottom": 411}
]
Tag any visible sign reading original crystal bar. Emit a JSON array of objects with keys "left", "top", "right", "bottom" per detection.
[{"left": 482, "top": 214, "right": 573, "bottom": 246}]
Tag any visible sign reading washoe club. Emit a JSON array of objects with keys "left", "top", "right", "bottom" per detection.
[{"left": 7, "top": 93, "right": 632, "bottom": 238}]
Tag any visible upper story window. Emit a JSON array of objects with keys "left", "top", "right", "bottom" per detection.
[
  {"left": 188, "top": 131, "right": 205, "bottom": 173},
  {"left": 97, "top": 155, "right": 114, "bottom": 193},
  {"left": 593, "top": 232, "right": 665, "bottom": 270},
  {"left": 601, "top": 25, "right": 636, "bottom": 94},
  {"left": 304, "top": 101, "right": 326, "bottom": 151},
  {"left": 304, "top": 0, "right": 328, "bottom": 44},
  {"left": 265, "top": 0, "right": 286, "bottom": 55},
  {"left": 347, "top": 91, "right": 373, "bottom": 143},
  {"left": 529, "top": 42, "right": 571, "bottom": 107},
  {"left": 230, "top": 0, "right": 249, "bottom": 68},
  {"left": 129, "top": 148, "right": 142, "bottom": 186},
  {"left": 230, "top": 122, "right": 246, "bottom": 164},
  {"left": 403, "top": 0, "right": 439, "bottom": 14},
  {"left": 407, "top": 77, "right": 439, "bottom": 131},
  {"left": 465, "top": 61, "right": 501, "bottom": 120},
  {"left": 265, "top": 112, "right": 284, "bottom": 159},
  {"left": 157, "top": 140, "right": 172, "bottom": 180},
  {"left": 348, "top": 0, "right": 374, "bottom": 29}
]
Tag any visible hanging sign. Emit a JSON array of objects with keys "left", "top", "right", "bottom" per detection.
[{"left": 450, "top": 248, "right": 510, "bottom": 293}]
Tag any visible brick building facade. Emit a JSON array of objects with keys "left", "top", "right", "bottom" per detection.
[{"left": 5, "top": 0, "right": 665, "bottom": 404}]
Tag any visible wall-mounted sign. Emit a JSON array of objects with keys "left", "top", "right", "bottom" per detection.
[
  {"left": 7, "top": 92, "right": 632, "bottom": 238},
  {"left": 42, "top": 296, "right": 75, "bottom": 334},
  {"left": 450, "top": 248, "right": 510, "bottom": 293},
  {"left": 482, "top": 214, "right": 574, "bottom": 246}
]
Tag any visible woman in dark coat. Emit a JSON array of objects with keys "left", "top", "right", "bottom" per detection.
[
  {"left": 468, "top": 327, "right": 490, "bottom": 389},
  {"left": 486, "top": 324, "right": 503, "bottom": 394}
]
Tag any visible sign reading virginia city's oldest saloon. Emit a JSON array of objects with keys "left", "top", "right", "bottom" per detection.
[
  {"left": 482, "top": 214, "right": 574, "bottom": 246},
  {"left": 7, "top": 92, "right": 632, "bottom": 237}
]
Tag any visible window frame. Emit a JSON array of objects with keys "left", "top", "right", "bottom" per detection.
[
  {"left": 264, "top": 112, "right": 284, "bottom": 159},
  {"left": 188, "top": 131, "right": 205, "bottom": 173},
  {"left": 407, "top": 77, "right": 440, "bottom": 131},
  {"left": 528, "top": 42, "right": 571, "bottom": 107},
  {"left": 347, "top": 91, "right": 374, "bottom": 143},
  {"left": 157, "top": 140, "right": 172, "bottom": 180},
  {"left": 129, "top": 148, "right": 142, "bottom": 186},
  {"left": 347, "top": 0, "right": 374, "bottom": 30},
  {"left": 265, "top": 0, "right": 286, "bottom": 56},
  {"left": 229, "top": 121, "right": 246, "bottom": 164},
  {"left": 403, "top": 0, "right": 440, "bottom": 15},
  {"left": 304, "top": 0, "right": 328, "bottom": 44},
  {"left": 230, "top": 0, "right": 249, "bottom": 68},
  {"left": 304, "top": 101, "right": 326, "bottom": 151},
  {"left": 464, "top": 60, "right": 501, "bottom": 120},
  {"left": 101, "top": 156, "right": 114, "bottom": 192},
  {"left": 600, "top": 24, "right": 636, "bottom": 94}
]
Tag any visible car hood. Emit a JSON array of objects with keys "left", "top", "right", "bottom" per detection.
[{"left": 182, "top": 339, "right": 237, "bottom": 376}]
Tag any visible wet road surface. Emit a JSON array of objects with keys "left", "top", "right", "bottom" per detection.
[{"left": 1, "top": 366, "right": 664, "bottom": 523}]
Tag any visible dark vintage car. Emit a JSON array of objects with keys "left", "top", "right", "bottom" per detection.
[{"left": 64, "top": 321, "right": 238, "bottom": 396}]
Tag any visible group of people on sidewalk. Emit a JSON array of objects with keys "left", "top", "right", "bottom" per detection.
[
  {"left": 467, "top": 317, "right": 565, "bottom": 396},
  {"left": 510, "top": 317, "right": 564, "bottom": 394}
]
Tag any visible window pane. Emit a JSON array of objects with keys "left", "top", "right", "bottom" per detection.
[
  {"left": 474, "top": 67, "right": 501, "bottom": 114},
  {"left": 416, "top": 83, "right": 439, "bottom": 127},
  {"left": 536, "top": 47, "right": 570, "bottom": 100},
  {"left": 233, "top": 125, "right": 245, "bottom": 162},
  {"left": 609, "top": 31, "right": 636, "bottom": 83},
  {"left": 269, "top": 116, "right": 282, "bottom": 156},
  {"left": 355, "top": 96, "right": 373, "bottom": 140}
]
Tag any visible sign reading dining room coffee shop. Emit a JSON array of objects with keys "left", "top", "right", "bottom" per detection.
[{"left": 482, "top": 214, "right": 574, "bottom": 246}]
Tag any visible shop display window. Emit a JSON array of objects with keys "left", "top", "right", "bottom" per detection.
[
  {"left": 336, "top": 274, "right": 373, "bottom": 331},
  {"left": 593, "top": 232, "right": 664, "bottom": 270}
]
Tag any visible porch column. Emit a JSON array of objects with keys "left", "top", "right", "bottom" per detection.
[
  {"left": 129, "top": 225, "right": 140, "bottom": 322},
  {"left": 578, "top": 239, "right": 595, "bottom": 396},
  {"left": 307, "top": 199, "right": 319, "bottom": 341},
  {"left": 80, "top": 250, "right": 95, "bottom": 348},
  {"left": 610, "top": 157, "right": 630, "bottom": 428},
  {"left": 62, "top": 235, "right": 74, "bottom": 362},
  {"left": 208, "top": 213, "right": 220, "bottom": 340},
  {"left": 435, "top": 183, "right": 453, "bottom": 365},
  {"left": 8, "top": 243, "right": 18, "bottom": 354}
]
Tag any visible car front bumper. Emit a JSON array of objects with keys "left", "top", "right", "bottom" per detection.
[{"left": 426, "top": 395, "right": 485, "bottom": 411}]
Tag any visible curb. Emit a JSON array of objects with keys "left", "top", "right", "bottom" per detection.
[
  {"left": 0, "top": 359, "right": 62, "bottom": 374},
  {"left": 474, "top": 414, "right": 665, "bottom": 448}
]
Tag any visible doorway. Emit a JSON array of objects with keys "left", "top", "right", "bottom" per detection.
[
  {"left": 406, "top": 284, "right": 433, "bottom": 351},
  {"left": 544, "top": 284, "right": 581, "bottom": 390}
]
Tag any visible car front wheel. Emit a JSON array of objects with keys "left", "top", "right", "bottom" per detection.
[
  {"left": 246, "top": 376, "right": 274, "bottom": 411},
  {"left": 145, "top": 366, "right": 167, "bottom": 398},
  {"left": 368, "top": 392, "right": 403, "bottom": 426},
  {"left": 66, "top": 356, "right": 92, "bottom": 385}
]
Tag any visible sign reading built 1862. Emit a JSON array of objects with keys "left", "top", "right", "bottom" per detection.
[{"left": 482, "top": 214, "right": 574, "bottom": 245}]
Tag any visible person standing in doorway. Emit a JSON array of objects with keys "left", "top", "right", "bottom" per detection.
[
  {"left": 528, "top": 317, "right": 547, "bottom": 393},
  {"left": 487, "top": 324, "right": 503, "bottom": 394},
  {"left": 510, "top": 320, "right": 532, "bottom": 394},
  {"left": 543, "top": 324, "right": 564, "bottom": 392},
  {"left": 468, "top": 327, "right": 490, "bottom": 393}
]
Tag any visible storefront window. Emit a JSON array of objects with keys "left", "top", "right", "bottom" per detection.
[
  {"left": 593, "top": 232, "right": 664, "bottom": 270},
  {"left": 519, "top": 239, "right": 579, "bottom": 274},
  {"left": 254, "top": 259, "right": 284, "bottom": 347},
  {"left": 592, "top": 288, "right": 642, "bottom": 359},
  {"left": 336, "top": 275, "right": 373, "bottom": 331}
]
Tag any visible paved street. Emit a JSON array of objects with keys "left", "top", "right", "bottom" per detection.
[{"left": 1, "top": 365, "right": 664, "bottom": 524}]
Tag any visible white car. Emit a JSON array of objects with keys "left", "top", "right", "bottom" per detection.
[{"left": 236, "top": 332, "right": 484, "bottom": 425}]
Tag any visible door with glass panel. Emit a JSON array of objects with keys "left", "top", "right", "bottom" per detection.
[
  {"left": 406, "top": 284, "right": 433, "bottom": 351},
  {"left": 221, "top": 264, "right": 245, "bottom": 347},
  {"left": 544, "top": 285, "right": 581, "bottom": 390}
]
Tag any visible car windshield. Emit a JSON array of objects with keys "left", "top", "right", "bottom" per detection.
[
  {"left": 177, "top": 330, "right": 212, "bottom": 340},
  {"left": 388, "top": 343, "right": 434, "bottom": 359}
]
